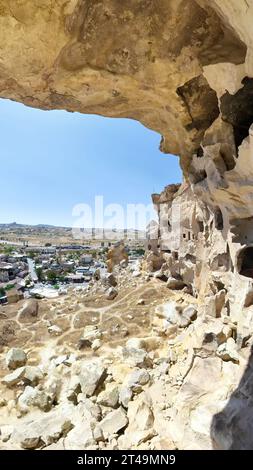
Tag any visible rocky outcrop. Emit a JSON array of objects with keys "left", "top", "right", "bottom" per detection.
[
  {"left": 0, "top": 268, "right": 252, "bottom": 451},
  {"left": 1, "top": 0, "right": 253, "bottom": 451},
  {"left": 107, "top": 243, "right": 128, "bottom": 273},
  {"left": 0, "top": 1, "right": 249, "bottom": 170}
]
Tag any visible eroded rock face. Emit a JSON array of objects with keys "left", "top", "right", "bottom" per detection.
[
  {"left": 0, "top": 0, "right": 248, "bottom": 170},
  {"left": 1, "top": 0, "right": 253, "bottom": 451}
]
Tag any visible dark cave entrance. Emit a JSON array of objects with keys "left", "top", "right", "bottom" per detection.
[
  {"left": 220, "top": 77, "right": 253, "bottom": 150},
  {"left": 238, "top": 246, "right": 253, "bottom": 278}
]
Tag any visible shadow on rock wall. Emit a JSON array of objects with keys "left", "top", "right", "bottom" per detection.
[{"left": 211, "top": 345, "right": 253, "bottom": 450}]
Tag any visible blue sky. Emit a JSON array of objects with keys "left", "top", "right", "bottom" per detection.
[{"left": 0, "top": 99, "right": 182, "bottom": 228}]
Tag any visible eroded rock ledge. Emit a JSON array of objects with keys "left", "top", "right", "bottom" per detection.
[{"left": 0, "top": 0, "right": 249, "bottom": 169}]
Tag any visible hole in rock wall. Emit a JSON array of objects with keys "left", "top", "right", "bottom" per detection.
[
  {"left": 214, "top": 208, "right": 224, "bottom": 231},
  {"left": 238, "top": 247, "right": 253, "bottom": 278},
  {"left": 197, "top": 221, "right": 204, "bottom": 233},
  {"left": 220, "top": 77, "right": 253, "bottom": 150},
  {"left": 191, "top": 169, "right": 207, "bottom": 185}
]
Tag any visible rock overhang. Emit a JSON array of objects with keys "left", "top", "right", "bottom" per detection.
[{"left": 0, "top": 0, "right": 250, "bottom": 175}]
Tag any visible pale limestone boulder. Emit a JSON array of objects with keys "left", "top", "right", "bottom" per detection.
[
  {"left": 156, "top": 301, "right": 197, "bottom": 329},
  {"left": 106, "top": 287, "right": 118, "bottom": 300},
  {"left": 126, "top": 369, "right": 150, "bottom": 390},
  {"left": 0, "top": 425, "right": 14, "bottom": 443},
  {"left": 121, "top": 347, "right": 152, "bottom": 368},
  {"left": 63, "top": 421, "right": 95, "bottom": 450},
  {"left": 97, "top": 385, "right": 119, "bottom": 409},
  {"left": 76, "top": 397, "right": 101, "bottom": 421},
  {"left": 19, "top": 299, "right": 39, "bottom": 322},
  {"left": 78, "top": 326, "right": 102, "bottom": 349},
  {"left": 6, "top": 348, "right": 27, "bottom": 370},
  {"left": 11, "top": 411, "right": 73, "bottom": 449},
  {"left": 18, "top": 386, "right": 52, "bottom": 414},
  {"left": 100, "top": 407, "right": 128, "bottom": 439},
  {"left": 79, "top": 363, "right": 107, "bottom": 397},
  {"left": 216, "top": 338, "right": 240, "bottom": 363},
  {"left": 48, "top": 325, "right": 62, "bottom": 336},
  {"left": 119, "top": 387, "right": 133, "bottom": 409},
  {"left": 119, "top": 393, "right": 155, "bottom": 449},
  {"left": 126, "top": 338, "right": 146, "bottom": 350},
  {"left": 2, "top": 366, "right": 43, "bottom": 387},
  {"left": 168, "top": 356, "right": 237, "bottom": 450}
]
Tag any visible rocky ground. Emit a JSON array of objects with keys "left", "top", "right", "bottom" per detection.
[{"left": 0, "top": 262, "right": 250, "bottom": 450}]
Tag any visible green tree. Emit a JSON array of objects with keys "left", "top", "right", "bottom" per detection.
[
  {"left": 47, "top": 270, "right": 57, "bottom": 284},
  {"left": 45, "top": 243, "right": 52, "bottom": 247},
  {"left": 4, "top": 245, "right": 14, "bottom": 255},
  {"left": 0, "top": 287, "right": 5, "bottom": 297},
  {"left": 5, "top": 284, "right": 15, "bottom": 291},
  {"left": 134, "top": 248, "right": 145, "bottom": 256},
  {"left": 36, "top": 267, "right": 44, "bottom": 282}
]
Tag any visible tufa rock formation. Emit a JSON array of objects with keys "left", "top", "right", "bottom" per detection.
[{"left": 1, "top": 0, "right": 253, "bottom": 449}]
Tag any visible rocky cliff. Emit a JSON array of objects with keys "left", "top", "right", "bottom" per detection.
[
  {"left": 0, "top": 1, "right": 249, "bottom": 168},
  {"left": 1, "top": 0, "right": 253, "bottom": 450}
]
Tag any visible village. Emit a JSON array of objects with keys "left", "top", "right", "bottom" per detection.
[{"left": 0, "top": 239, "right": 145, "bottom": 305}]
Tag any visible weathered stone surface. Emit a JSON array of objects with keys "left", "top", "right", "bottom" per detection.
[
  {"left": 78, "top": 326, "right": 102, "bottom": 349},
  {"left": 121, "top": 347, "right": 151, "bottom": 368},
  {"left": 107, "top": 244, "right": 128, "bottom": 273},
  {"left": 11, "top": 411, "right": 73, "bottom": 449},
  {"left": 63, "top": 421, "right": 95, "bottom": 450},
  {"left": 48, "top": 325, "right": 62, "bottom": 336},
  {"left": 106, "top": 287, "right": 118, "bottom": 300},
  {"left": 97, "top": 385, "right": 119, "bottom": 409},
  {"left": 100, "top": 407, "right": 128, "bottom": 438},
  {"left": 167, "top": 355, "right": 241, "bottom": 449},
  {"left": 119, "top": 393, "right": 155, "bottom": 448},
  {"left": 6, "top": 348, "right": 27, "bottom": 370},
  {"left": 0, "top": 425, "right": 14, "bottom": 443},
  {"left": 79, "top": 363, "right": 107, "bottom": 397},
  {"left": 166, "top": 278, "right": 186, "bottom": 291},
  {"left": 119, "top": 387, "right": 133, "bottom": 409},
  {"left": 19, "top": 299, "right": 38, "bottom": 322},
  {"left": 126, "top": 369, "right": 150, "bottom": 390},
  {"left": 127, "top": 394, "right": 154, "bottom": 431},
  {"left": 2, "top": 366, "right": 43, "bottom": 387},
  {"left": 0, "top": 0, "right": 248, "bottom": 168},
  {"left": 126, "top": 338, "right": 147, "bottom": 350},
  {"left": 155, "top": 302, "right": 197, "bottom": 329},
  {"left": 202, "top": 319, "right": 232, "bottom": 351},
  {"left": 18, "top": 386, "right": 52, "bottom": 414},
  {"left": 101, "top": 274, "right": 117, "bottom": 288},
  {"left": 216, "top": 338, "right": 240, "bottom": 363}
]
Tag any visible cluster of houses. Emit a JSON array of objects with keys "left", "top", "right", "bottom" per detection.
[
  {"left": 33, "top": 249, "right": 96, "bottom": 284},
  {"left": 0, "top": 245, "right": 99, "bottom": 304},
  {"left": 0, "top": 253, "right": 29, "bottom": 284},
  {"left": 0, "top": 253, "right": 29, "bottom": 305},
  {"left": 0, "top": 239, "right": 145, "bottom": 305}
]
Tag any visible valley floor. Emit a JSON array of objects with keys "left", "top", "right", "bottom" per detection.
[{"left": 0, "top": 266, "right": 250, "bottom": 450}]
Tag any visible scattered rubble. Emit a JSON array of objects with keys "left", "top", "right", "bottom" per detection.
[{"left": 0, "top": 257, "right": 251, "bottom": 450}]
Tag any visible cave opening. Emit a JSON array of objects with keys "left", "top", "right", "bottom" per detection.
[
  {"left": 220, "top": 77, "right": 253, "bottom": 150},
  {"left": 214, "top": 208, "right": 224, "bottom": 231},
  {"left": 238, "top": 247, "right": 253, "bottom": 278}
]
